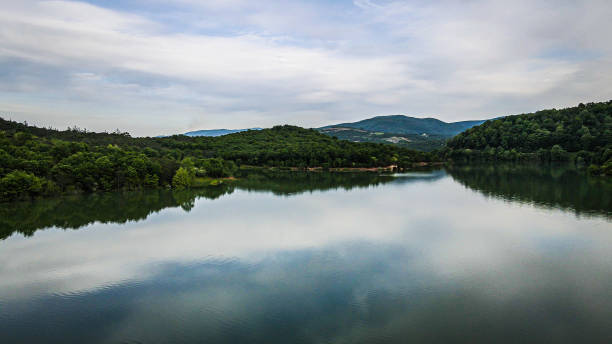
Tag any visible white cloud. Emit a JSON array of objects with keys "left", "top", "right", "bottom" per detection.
[{"left": 0, "top": 0, "right": 610, "bottom": 135}]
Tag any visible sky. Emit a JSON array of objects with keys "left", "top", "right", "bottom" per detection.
[{"left": 0, "top": 0, "right": 611, "bottom": 136}]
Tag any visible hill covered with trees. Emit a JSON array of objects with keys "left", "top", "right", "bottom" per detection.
[
  {"left": 3, "top": 100, "right": 609, "bottom": 201},
  {"left": 0, "top": 119, "right": 430, "bottom": 201},
  {"left": 445, "top": 101, "right": 612, "bottom": 174},
  {"left": 318, "top": 127, "right": 448, "bottom": 152},
  {"left": 320, "top": 115, "right": 485, "bottom": 136},
  {"left": 318, "top": 115, "right": 486, "bottom": 151},
  {"left": 183, "top": 128, "right": 262, "bottom": 137}
]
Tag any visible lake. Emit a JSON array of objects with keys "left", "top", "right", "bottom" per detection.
[{"left": 1, "top": 165, "right": 611, "bottom": 343}]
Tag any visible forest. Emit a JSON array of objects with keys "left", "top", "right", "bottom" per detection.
[
  {"left": 1, "top": 100, "right": 611, "bottom": 202},
  {"left": 445, "top": 101, "right": 612, "bottom": 174},
  {"left": 0, "top": 119, "right": 430, "bottom": 201}
]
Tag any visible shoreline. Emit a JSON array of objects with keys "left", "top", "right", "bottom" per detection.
[
  {"left": 0, "top": 164, "right": 443, "bottom": 203},
  {"left": 239, "top": 161, "right": 444, "bottom": 172}
]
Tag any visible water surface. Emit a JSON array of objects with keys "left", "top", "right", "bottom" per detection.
[{"left": 1, "top": 166, "right": 611, "bottom": 343}]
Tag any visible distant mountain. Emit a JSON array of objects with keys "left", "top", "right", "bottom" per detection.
[
  {"left": 184, "top": 128, "right": 263, "bottom": 137},
  {"left": 317, "top": 127, "right": 448, "bottom": 152},
  {"left": 321, "top": 115, "right": 486, "bottom": 137},
  {"left": 317, "top": 115, "right": 488, "bottom": 151}
]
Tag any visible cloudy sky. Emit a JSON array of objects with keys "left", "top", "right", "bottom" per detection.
[{"left": 1, "top": 0, "right": 611, "bottom": 136}]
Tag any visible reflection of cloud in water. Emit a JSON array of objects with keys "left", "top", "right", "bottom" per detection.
[
  {"left": 0, "top": 171, "right": 405, "bottom": 239},
  {"left": 2, "top": 241, "right": 612, "bottom": 343},
  {"left": 0, "top": 169, "right": 611, "bottom": 343},
  {"left": 391, "top": 170, "right": 447, "bottom": 179},
  {"left": 0, "top": 174, "right": 609, "bottom": 301}
]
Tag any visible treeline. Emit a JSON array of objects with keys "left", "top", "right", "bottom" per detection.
[
  {"left": 0, "top": 119, "right": 430, "bottom": 201},
  {"left": 158, "top": 125, "right": 431, "bottom": 167},
  {"left": 444, "top": 101, "right": 612, "bottom": 174}
]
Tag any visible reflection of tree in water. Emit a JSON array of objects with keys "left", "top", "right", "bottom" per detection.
[
  {"left": 0, "top": 186, "right": 235, "bottom": 239},
  {"left": 4, "top": 167, "right": 609, "bottom": 240},
  {"left": 447, "top": 164, "right": 612, "bottom": 218},
  {"left": 0, "top": 172, "right": 396, "bottom": 239},
  {"left": 234, "top": 170, "right": 397, "bottom": 195}
]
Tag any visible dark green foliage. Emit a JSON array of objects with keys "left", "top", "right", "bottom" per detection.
[
  {"left": 0, "top": 170, "right": 57, "bottom": 200},
  {"left": 0, "top": 119, "right": 240, "bottom": 200},
  {"left": 198, "top": 158, "right": 237, "bottom": 178},
  {"left": 0, "top": 119, "right": 429, "bottom": 201},
  {"left": 172, "top": 167, "right": 194, "bottom": 189},
  {"left": 183, "top": 125, "right": 429, "bottom": 168},
  {"left": 444, "top": 101, "right": 612, "bottom": 173}
]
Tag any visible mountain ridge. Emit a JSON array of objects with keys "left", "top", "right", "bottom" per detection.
[
  {"left": 317, "top": 114, "right": 489, "bottom": 151},
  {"left": 184, "top": 128, "right": 263, "bottom": 137},
  {"left": 320, "top": 115, "right": 487, "bottom": 136}
]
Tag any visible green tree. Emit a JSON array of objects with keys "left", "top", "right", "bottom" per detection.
[
  {"left": 550, "top": 144, "right": 569, "bottom": 161},
  {"left": 172, "top": 167, "right": 194, "bottom": 189},
  {"left": 0, "top": 170, "right": 43, "bottom": 200}
]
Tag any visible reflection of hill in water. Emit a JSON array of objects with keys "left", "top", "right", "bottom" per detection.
[
  {"left": 1, "top": 172, "right": 406, "bottom": 239},
  {"left": 4, "top": 166, "right": 608, "bottom": 240},
  {"left": 235, "top": 170, "right": 398, "bottom": 195},
  {"left": 0, "top": 187, "right": 234, "bottom": 240},
  {"left": 447, "top": 164, "right": 612, "bottom": 219}
]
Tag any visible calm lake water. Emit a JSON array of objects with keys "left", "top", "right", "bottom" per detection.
[{"left": 1, "top": 165, "right": 611, "bottom": 343}]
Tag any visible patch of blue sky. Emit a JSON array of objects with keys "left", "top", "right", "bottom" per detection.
[
  {"left": 78, "top": 0, "right": 360, "bottom": 39},
  {"left": 538, "top": 48, "right": 602, "bottom": 62}
]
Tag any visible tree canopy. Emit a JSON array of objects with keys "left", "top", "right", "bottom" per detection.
[
  {"left": 0, "top": 119, "right": 430, "bottom": 201},
  {"left": 444, "top": 101, "right": 612, "bottom": 174}
]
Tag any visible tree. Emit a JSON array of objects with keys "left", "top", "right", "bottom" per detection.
[
  {"left": 0, "top": 170, "right": 43, "bottom": 200},
  {"left": 172, "top": 167, "right": 194, "bottom": 189},
  {"left": 550, "top": 144, "right": 569, "bottom": 161}
]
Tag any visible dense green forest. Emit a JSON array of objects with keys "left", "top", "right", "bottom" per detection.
[
  {"left": 2, "top": 101, "right": 610, "bottom": 202},
  {"left": 445, "top": 101, "right": 612, "bottom": 174},
  {"left": 0, "top": 118, "right": 430, "bottom": 201}
]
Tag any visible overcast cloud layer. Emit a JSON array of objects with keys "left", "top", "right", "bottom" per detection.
[{"left": 0, "top": 0, "right": 611, "bottom": 136}]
